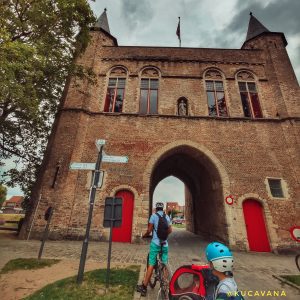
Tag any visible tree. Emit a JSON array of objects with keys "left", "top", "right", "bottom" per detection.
[
  {"left": 0, "top": 185, "right": 7, "bottom": 208},
  {"left": 0, "top": 0, "right": 96, "bottom": 199}
]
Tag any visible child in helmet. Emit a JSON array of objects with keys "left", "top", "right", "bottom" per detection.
[{"left": 205, "top": 242, "right": 244, "bottom": 300}]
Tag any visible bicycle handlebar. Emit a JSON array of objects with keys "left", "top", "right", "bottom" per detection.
[{"left": 142, "top": 234, "right": 152, "bottom": 239}]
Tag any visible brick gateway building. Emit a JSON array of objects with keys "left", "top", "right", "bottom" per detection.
[{"left": 21, "top": 11, "right": 299, "bottom": 252}]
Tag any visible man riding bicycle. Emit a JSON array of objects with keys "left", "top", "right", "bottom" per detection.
[{"left": 136, "top": 202, "right": 172, "bottom": 297}]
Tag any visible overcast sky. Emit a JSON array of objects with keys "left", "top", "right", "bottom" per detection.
[
  {"left": 90, "top": 0, "right": 300, "bottom": 82},
  {"left": 4, "top": 0, "right": 299, "bottom": 201}
]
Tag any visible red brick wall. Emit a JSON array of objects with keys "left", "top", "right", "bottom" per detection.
[{"left": 20, "top": 29, "right": 300, "bottom": 252}]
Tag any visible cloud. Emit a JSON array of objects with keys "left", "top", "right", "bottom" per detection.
[
  {"left": 120, "top": 0, "right": 154, "bottom": 30},
  {"left": 153, "top": 176, "right": 185, "bottom": 206},
  {"left": 221, "top": 0, "right": 300, "bottom": 81},
  {"left": 228, "top": 0, "right": 300, "bottom": 36}
]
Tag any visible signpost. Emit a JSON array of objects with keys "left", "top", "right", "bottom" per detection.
[
  {"left": 103, "top": 197, "right": 123, "bottom": 288},
  {"left": 102, "top": 154, "right": 128, "bottom": 164},
  {"left": 76, "top": 145, "right": 104, "bottom": 284},
  {"left": 69, "top": 139, "right": 129, "bottom": 285},
  {"left": 70, "top": 162, "right": 97, "bottom": 170}
]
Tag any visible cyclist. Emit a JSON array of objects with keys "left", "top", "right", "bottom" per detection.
[
  {"left": 206, "top": 242, "right": 244, "bottom": 300},
  {"left": 136, "top": 202, "right": 172, "bottom": 297}
]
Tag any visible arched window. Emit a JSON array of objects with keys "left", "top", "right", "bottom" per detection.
[
  {"left": 140, "top": 67, "right": 159, "bottom": 114},
  {"left": 237, "top": 71, "right": 262, "bottom": 118},
  {"left": 104, "top": 67, "right": 127, "bottom": 112},
  {"left": 177, "top": 97, "right": 188, "bottom": 116},
  {"left": 204, "top": 69, "right": 228, "bottom": 117}
]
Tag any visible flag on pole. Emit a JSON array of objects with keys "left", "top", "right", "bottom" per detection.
[{"left": 176, "top": 17, "right": 181, "bottom": 47}]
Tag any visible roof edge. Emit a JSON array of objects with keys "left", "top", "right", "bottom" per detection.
[
  {"left": 90, "top": 27, "right": 118, "bottom": 46},
  {"left": 242, "top": 32, "right": 287, "bottom": 49}
]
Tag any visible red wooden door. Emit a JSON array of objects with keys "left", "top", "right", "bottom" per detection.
[
  {"left": 112, "top": 190, "right": 134, "bottom": 243},
  {"left": 243, "top": 199, "right": 271, "bottom": 252}
]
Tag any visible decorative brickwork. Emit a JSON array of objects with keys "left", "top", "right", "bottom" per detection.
[{"left": 20, "top": 17, "right": 300, "bottom": 252}]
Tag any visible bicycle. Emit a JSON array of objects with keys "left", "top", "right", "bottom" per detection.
[{"left": 147, "top": 244, "right": 172, "bottom": 300}]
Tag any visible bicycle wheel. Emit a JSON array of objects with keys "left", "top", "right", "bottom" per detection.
[
  {"left": 160, "top": 264, "right": 171, "bottom": 300},
  {"left": 147, "top": 253, "right": 158, "bottom": 288},
  {"left": 157, "top": 287, "right": 169, "bottom": 300},
  {"left": 296, "top": 254, "right": 300, "bottom": 272}
]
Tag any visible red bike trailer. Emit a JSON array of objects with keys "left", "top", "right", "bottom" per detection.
[{"left": 169, "top": 264, "right": 218, "bottom": 300}]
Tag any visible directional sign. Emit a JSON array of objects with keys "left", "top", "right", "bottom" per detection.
[
  {"left": 102, "top": 155, "right": 129, "bottom": 163},
  {"left": 69, "top": 162, "right": 96, "bottom": 170},
  {"left": 90, "top": 171, "right": 105, "bottom": 188},
  {"left": 95, "top": 139, "right": 106, "bottom": 151}
]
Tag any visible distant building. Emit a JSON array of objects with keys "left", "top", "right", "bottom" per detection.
[
  {"left": 2, "top": 196, "right": 24, "bottom": 213},
  {"left": 166, "top": 202, "right": 180, "bottom": 213},
  {"left": 166, "top": 202, "right": 185, "bottom": 217}
]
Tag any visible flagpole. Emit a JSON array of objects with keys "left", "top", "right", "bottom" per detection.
[
  {"left": 179, "top": 17, "right": 181, "bottom": 47},
  {"left": 176, "top": 16, "right": 181, "bottom": 47}
]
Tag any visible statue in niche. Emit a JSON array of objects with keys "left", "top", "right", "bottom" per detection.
[{"left": 178, "top": 99, "right": 187, "bottom": 116}]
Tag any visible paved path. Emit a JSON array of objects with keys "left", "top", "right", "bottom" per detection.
[{"left": 0, "top": 229, "right": 299, "bottom": 300}]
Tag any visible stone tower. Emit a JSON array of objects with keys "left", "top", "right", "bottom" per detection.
[{"left": 20, "top": 10, "right": 300, "bottom": 253}]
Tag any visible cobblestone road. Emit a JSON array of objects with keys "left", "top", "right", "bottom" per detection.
[{"left": 0, "top": 228, "right": 299, "bottom": 300}]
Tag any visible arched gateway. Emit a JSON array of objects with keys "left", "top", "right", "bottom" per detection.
[{"left": 143, "top": 141, "right": 231, "bottom": 244}]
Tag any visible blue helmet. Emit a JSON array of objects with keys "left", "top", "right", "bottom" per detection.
[{"left": 205, "top": 242, "right": 233, "bottom": 272}]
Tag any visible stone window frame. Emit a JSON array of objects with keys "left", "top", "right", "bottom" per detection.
[
  {"left": 264, "top": 177, "right": 290, "bottom": 200},
  {"left": 203, "top": 68, "right": 229, "bottom": 117},
  {"left": 235, "top": 70, "right": 263, "bottom": 119},
  {"left": 103, "top": 66, "right": 128, "bottom": 113},
  {"left": 139, "top": 66, "right": 161, "bottom": 115}
]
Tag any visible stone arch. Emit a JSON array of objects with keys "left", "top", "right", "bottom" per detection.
[
  {"left": 235, "top": 69, "right": 256, "bottom": 81},
  {"left": 203, "top": 68, "right": 225, "bottom": 79},
  {"left": 108, "top": 65, "right": 128, "bottom": 77},
  {"left": 109, "top": 184, "right": 140, "bottom": 199},
  {"left": 237, "top": 194, "right": 278, "bottom": 251},
  {"left": 140, "top": 66, "right": 161, "bottom": 78},
  {"left": 142, "top": 140, "right": 233, "bottom": 244}
]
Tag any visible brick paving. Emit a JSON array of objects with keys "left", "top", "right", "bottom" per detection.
[{"left": 1, "top": 228, "right": 300, "bottom": 300}]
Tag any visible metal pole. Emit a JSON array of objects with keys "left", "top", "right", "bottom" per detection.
[
  {"left": 106, "top": 199, "right": 115, "bottom": 289},
  {"left": 38, "top": 208, "right": 53, "bottom": 259},
  {"left": 77, "top": 146, "right": 103, "bottom": 284}
]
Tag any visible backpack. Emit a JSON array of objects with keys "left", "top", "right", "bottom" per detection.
[{"left": 155, "top": 212, "right": 169, "bottom": 241}]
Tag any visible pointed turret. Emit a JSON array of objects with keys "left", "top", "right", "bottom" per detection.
[
  {"left": 245, "top": 12, "right": 269, "bottom": 42},
  {"left": 90, "top": 8, "right": 118, "bottom": 46},
  {"left": 93, "top": 8, "right": 110, "bottom": 34},
  {"left": 242, "top": 12, "right": 287, "bottom": 49}
]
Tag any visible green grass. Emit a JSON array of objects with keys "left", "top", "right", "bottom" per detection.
[
  {"left": 0, "top": 258, "right": 60, "bottom": 274},
  {"left": 0, "top": 213, "right": 24, "bottom": 222},
  {"left": 172, "top": 223, "right": 186, "bottom": 228},
  {"left": 282, "top": 275, "right": 300, "bottom": 286},
  {"left": 24, "top": 265, "right": 140, "bottom": 300}
]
